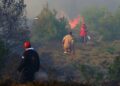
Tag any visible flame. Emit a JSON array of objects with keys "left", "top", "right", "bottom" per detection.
[{"left": 69, "top": 16, "right": 80, "bottom": 29}]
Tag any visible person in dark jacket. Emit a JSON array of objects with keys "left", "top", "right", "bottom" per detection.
[{"left": 17, "top": 41, "right": 40, "bottom": 83}]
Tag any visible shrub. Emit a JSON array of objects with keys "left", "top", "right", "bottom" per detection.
[{"left": 108, "top": 56, "right": 120, "bottom": 81}]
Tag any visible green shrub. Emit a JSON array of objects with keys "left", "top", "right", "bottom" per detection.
[
  {"left": 108, "top": 56, "right": 120, "bottom": 81},
  {"left": 74, "top": 63, "right": 104, "bottom": 85},
  {"left": 106, "top": 47, "right": 116, "bottom": 54},
  {"left": 0, "top": 40, "right": 7, "bottom": 67},
  {"left": 31, "top": 4, "right": 67, "bottom": 43}
]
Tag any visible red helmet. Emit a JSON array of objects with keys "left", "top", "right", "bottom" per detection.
[{"left": 24, "top": 41, "right": 31, "bottom": 48}]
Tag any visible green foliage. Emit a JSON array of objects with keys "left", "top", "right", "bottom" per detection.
[
  {"left": 31, "top": 5, "right": 67, "bottom": 43},
  {"left": 0, "top": 40, "right": 7, "bottom": 58},
  {"left": 79, "top": 64, "right": 95, "bottom": 80},
  {"left": 108, "top": 56, "right": 120, "bottom": 81},
  {"left": 0, "top": 0, "right": 30, "bottom": 49},
  {"left": 106, "top": 47, "right": 116, "bottom": 54},
  {"left": 81, "top": 6, "right": 120, "bottom": 41},
  {"left": 0, "top": 40, "right": 7, "bottom": 67},
  {"left": 74, "top": 63, "right": 104, "bottom": 85}
]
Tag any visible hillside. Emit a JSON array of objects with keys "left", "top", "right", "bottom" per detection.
[{"left": 0, "top": 40, "right": 120, "bottom": 86}]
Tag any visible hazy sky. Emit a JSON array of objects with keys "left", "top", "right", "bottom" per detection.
[{"left": 24, "top": 0, "right": 120, "bottom": 19}]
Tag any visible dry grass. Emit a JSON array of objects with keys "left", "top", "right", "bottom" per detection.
[{"left": 0, "top": 79, "right": 92, "bottom": 86}]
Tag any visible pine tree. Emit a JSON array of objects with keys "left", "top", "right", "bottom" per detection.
[{"left": 31, "top": 4, "right": 67, "bottom": 43}]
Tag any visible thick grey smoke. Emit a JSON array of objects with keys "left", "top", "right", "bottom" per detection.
[{"left": 25, "top": 0, "right": 120, "bottom": 19}]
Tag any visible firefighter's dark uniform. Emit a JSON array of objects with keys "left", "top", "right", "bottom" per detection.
[{"left": 17, "top": 48, "right": 40, "bottom": 83}]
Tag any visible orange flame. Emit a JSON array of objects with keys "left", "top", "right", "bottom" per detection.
[{"left": 69, "top": 16, "right": 80, "bottom": 29}]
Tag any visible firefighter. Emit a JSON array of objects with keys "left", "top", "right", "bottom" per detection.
[
  {"left": 80, "top": 23, "right": 87, "bottom": 45},
  {"left": 62, "top": 31, "right": 74, "bottom": 54},
  {"left": 17, "top": 41, "right": 40, "bottom": 83}
]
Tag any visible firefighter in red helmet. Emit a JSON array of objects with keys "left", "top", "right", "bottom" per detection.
[
  {"left": 17, "top": 41, "right": 40, "bottom": 83},
  {"left": 24, "top": 41, "right": 31, "bottom": 48}
]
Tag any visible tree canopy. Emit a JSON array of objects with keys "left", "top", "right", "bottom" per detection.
[
  {"left": 0, "top": 0, "right": 30, "bottom": 50},
  {"left": 81, "top": 7, "right": 120, "bottom": 41},
  {"left": 31, "top": 4, "right": 68, "bottom": 43}
]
